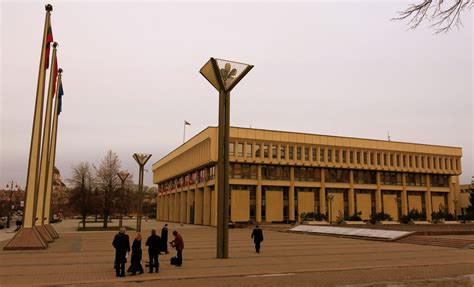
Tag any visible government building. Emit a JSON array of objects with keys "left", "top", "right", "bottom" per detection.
[{"left": 153, "top": 127, "right": 463, "bottom": 225}]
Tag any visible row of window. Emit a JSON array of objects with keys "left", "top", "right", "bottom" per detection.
[
  {"left": 160, "top": 165, "right": 450, "bottom": 192},
  {"left": 228, "top": 142, "right": 460, "bottom": 172}
]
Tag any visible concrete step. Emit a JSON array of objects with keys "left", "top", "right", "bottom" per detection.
[{"left": 396, "top": 235, "right": 474, "bottom": 248}]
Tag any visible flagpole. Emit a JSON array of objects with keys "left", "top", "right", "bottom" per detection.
[
  {"left": 183, "top": 121, "right": 186, "bottom": 143},
  {"left": 34, "top": 43, "right": 58, "bottom": 243},
  {"left": 4, "top": 4, "right": 53, "bottom": 250},
  {"left": 44, "top": 69, "right": 62, "bottom": 239}
]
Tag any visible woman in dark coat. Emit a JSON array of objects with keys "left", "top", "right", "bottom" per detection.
[{"left": 127, "top": 233, "right": 144, "bottom": 275}]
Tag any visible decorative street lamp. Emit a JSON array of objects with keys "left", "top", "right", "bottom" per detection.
[
  {"left": 132, "top": 153, "right": 152, "bottom": 232},
  {"left": 117, "top": 172, "right": 130, "bottom": 229},
  {"left": 200, "top": 58, "right": 253, "bottom": 259},
  {"left": 5, "top": 181, "right": 20, "bottom": 229}
]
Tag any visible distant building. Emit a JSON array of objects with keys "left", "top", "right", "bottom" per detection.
[
  {"left": 153, "top": 127, "right": 463, "bottom": 225},
  {"left": 51, "top": 167, "right": 68, "bottom": 218}
]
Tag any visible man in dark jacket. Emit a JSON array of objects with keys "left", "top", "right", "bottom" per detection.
[
  {"left": 251, "top": 225, "right": 264, "bottom": 253},
  {"left": 145, "top": 229, "right": 161, "bottom": 273},
  {"left": 170, "top": 230, "right": 184, "bottom": 266},
  {"left": 113, "top": 227, "right": 130, "bottom": 277},
  {"left": 160, "top": 224, "right": 169, "bottom": 254}
]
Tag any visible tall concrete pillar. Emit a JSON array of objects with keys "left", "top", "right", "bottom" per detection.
[
  {"left": 401, "top": 174, "right": 408, "bottom": 216},
  {"left": 425, "top": 174, "right": 432, "bottom": 221},
  {"left": 181, "top": 191, "right": 187, "bottom": 224},
  {"left": 320, "top": 169, "right": 326, "bottom": 214},
  {"left": 447, "top": 175, "right": 456, "bottom": 214},
  {"left": 348, "top": 170, "right": 355, "bottom": 215},
  {"left": 375, "top": 172, "right": 382, "bottom": 213},
  {"left": 289, "top": 167, "right": 295, "bottom": 221},
  {"left": 256, "top": 165, "right": 262, "bottom": 223},
  {"left": 194, "top": 188, "right": 203, "bottom": 225},
  {"left": 203, "top": 186, "right": 211, "bottom": 225}
]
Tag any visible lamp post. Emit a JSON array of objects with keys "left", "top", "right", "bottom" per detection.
[
  {"left": 327, "top": 194, "right": 334, "bottom": 224},
  {"left": 200, "top": 58, "right": 253, "bottom": 259},
  {"left": 5, "top": 181, "right": 20, "bottom": 229},
  {"left": 117, "top": 172, "right": 130, "bottom": 229},
  {"left": 133, "top": 153, "right": 152, "bottom": 232}
]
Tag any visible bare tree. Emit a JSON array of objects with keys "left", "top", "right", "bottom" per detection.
[
  {"left": 95, "top": 150, "right": 122, "bottom": 228},
  {"left": 395, "top": 0, "right": 473, "bottom": 33},
  {"left": 67, "top": 162, "right": 96, "bottom": 229}
]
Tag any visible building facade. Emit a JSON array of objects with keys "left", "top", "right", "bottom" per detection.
[
  {"left": 459, "top": 182, "right": 473, "bottom": 216},
  {"left": 153, "top": 127, "right": 463, "bottom": 225}
]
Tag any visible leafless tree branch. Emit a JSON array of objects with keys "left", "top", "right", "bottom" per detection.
[{"left": 393, "top": 0, "right": 473, "bottom": 33}]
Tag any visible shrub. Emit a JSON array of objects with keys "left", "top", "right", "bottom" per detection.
[
  {"left": 370, "top": 212, "right": 393, "bottom": 224},
  {"left": 344, "top": 212, "right": 363, "bottom": 221}
]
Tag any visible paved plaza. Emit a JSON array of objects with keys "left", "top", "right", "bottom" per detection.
[{"left": 1, "top": 220, "right": 474, "bottom": 286}]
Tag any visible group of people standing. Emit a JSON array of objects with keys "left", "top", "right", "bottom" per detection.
[{"left": 112, "top": 224, "right": 184, "bottom": 277}]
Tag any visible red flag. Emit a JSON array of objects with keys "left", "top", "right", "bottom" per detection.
[
  {"left": 44, "top": 24, "right": 53, "bottom": 69},
  {"left": 51, "top": 55, "right": 58, "bottom": 97}
]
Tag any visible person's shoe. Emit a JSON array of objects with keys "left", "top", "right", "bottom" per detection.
[
  {"left": 116, "top": 274, "right": 120, "bottom": 277},
  {"left": 155, "top": 269, "right": 159, "bottom": 273},
  {"left": 119, "top": 274, "right": 125, "bottom": 277}
]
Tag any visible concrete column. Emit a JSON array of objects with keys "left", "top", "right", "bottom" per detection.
[
  {"left": 180, "top": 191, "right": 187, "bottom": 223},
  {"left": 320, "top": 169, "right": 326, "bottom": 214},
  {"left": 289, "top": 167, "right": 295, "bottom": 221},
  {"left": 348, "top": 170, "right": 355, "bottom": 215},
  {"left": 401, "top": 174, "right": 408, "bottom": 215},
  {"left": 425, "top": 175, "right": 432, "bottom": 221},
  {"left": 194, "top": 188, "right": 203, "bottom": 225},
  {"left": 187, "top": 189, "right": 195, "bottom": 224},
  {"left": 256, "top": 165, "right": 262, "bottom": 223},
  {"left": 375, "top": 172, "right": 382, "bottom": 213},
  {"left": 203, "top": 186, "right": 211, "bottom": 225},
  {"left": 447, "top": 176, "right": 455, "bottom": 214},
  {"left": 277, "top": 144, "right": 281, "bottom": 160}
]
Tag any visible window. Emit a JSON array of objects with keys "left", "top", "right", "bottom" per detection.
[
  {"left": 370, "top": 153, "right": 374, "bottom": 165},
  {"left": 328, "top": 149, "right": 332, "bottom": 162},
  {"left": 255, "top": 144, "right": 261, "bottom": 157},
  {"left": 289, "top": 146, "right": 294, "bottom": 160},
  {"left": 297, "top": 147, "right": 302, "bottom": 160},
  {"left": 263, "top": 144, "right": 269, "bottom": 158},
  {"left": 409, "top": 155, "right": 413, "bottom": 167},
  {"left": 350, "top": 151, "right": 354, "bottom": 164},
  {"left": 354, "top": 170, "right": 376, "bottom": 184},
  {"left": 324, "top": 169, "right": 350, "bottom": 183},
  {"left": 304, "top": 147, "right": 309, "bottom": 161},
  {"left": 390, "top": 154, "right": 393, "bottom": 166},
  {"left": 342, "top": 150, "right": 347, "bottom": 163},
  {"left": 312, "top": 147, "right": 317, "bottom": 161},
  {"left": 445, "top": 158, "right": 448, "bottom": 170},
  {"left": 237, "top": 143, "right": 243, "bottom": 157},
  {"left": 295, "top": 167, "right": 321, "bottom": 182},
  {"left": 396, "top": 155, "right": 400, "bottom": 167},
  {"left": 427, "top": 157, "right": 431, "bottom": 169},
  {"left": 415, "top": 156, "right": 419, "bottom": 168},
  {"left": 280, "top": 146, "right": 286, "bottom": 160},
  {"left": 272, "top": 145, "right": 277, "bottom": 159},
  {"left": 383, "top": 154, "right": 387, "bottom": 166},
  {"left": 245, "top": 143, "right": 252, "bottom": 157},
  {"left": 356, "top": 151, "right": 361, "bottom": 164},
  {"left": 449, "top": 158, "right": 453, "bottom": 170},
  {"left": 320, "top": 148, "right": 325, "bottom": 162},
  {"left": 380, "top": 172, "right": 402, "bottom": 185},
  {"left": 241, "top": 164, "right": 253, "bottom": 179},
  {"left": 363, "top": 152, "right": 367, "bottom": 164},
  {"left": 421, "top": 156, "right": 425, "bottom": 168},
  {"left": 229, "top": 143, "right": 235, "bottom": 156},
  {"left": 377, "top": 153, "right": 381, "bottom": 165},
  {"left": 335, "top": 149, "right": 340, "bottom": 163},
  {"left": 261, "top": 165, "right": 290, "bottom": 180}
]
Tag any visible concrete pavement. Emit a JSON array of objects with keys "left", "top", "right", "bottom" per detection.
[{"left": 0, "top": 219, "right": 473, "bottom": 286}]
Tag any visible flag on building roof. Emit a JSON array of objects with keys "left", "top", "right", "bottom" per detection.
[
  {"left": 45, "top": 23, "right": 53, "bottom": 69},
  {"left": 184, "top": 120, "right": 191, "bottom": 125}
]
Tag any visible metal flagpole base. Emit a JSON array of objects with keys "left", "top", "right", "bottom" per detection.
[
  {"left": 3, "top": 227, "right": 48, "bottom": 250},
  {"left": 34, "top": 225, "right": 54, "bottom": 242},
  {"left": 45, "top": 224, "right": 59, "bottom": 239}
]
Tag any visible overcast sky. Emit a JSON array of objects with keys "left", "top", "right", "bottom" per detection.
[{"left": 1, "top": 1, "right": 472, "bottom": 188}]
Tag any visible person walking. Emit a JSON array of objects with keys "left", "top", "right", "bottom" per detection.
[
  {"left": 112, "top": 227, "right": 130, "bottom": 277},
  {"left": 160, "top": 224, "right": 169, "bottom": 254},
  {"left": 251, "top": 225, "right": 264, "bottom": 253},
  {"left": 170, "top": 230, "right": 184, "bottom": 266},
  {"left": 127, "top": 233, "right": 144, "bottom": 275},
  {"left": 145, "top": 229, "right": 161, "bottom": 273}
]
